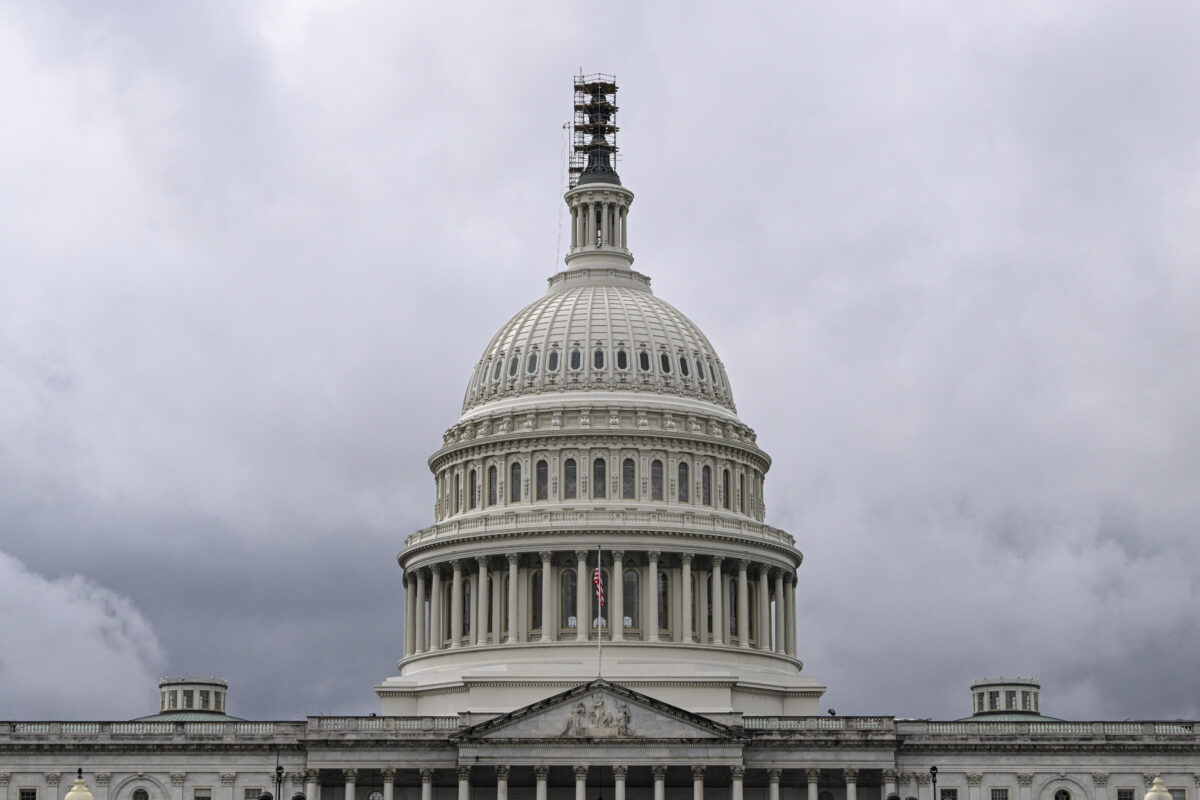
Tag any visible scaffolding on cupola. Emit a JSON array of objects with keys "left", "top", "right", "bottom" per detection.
[{"left": 569, "top": 73, "right": 620, "bottom": 188}]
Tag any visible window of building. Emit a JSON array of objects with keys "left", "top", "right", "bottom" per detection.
[
  {"left": 622, "top": 458, "right": 636, "bottom": 499},
  {"left": 214, "top": 692, "right": 223, "bottom": 711},
  {"left": 508, "top": 355, "right": 519, "bottom": 377},
  {"left": 195, "top": 790, "right": 212, "bottom": 800},
  {"left": 976, "top": 692, "right": 985, "bottom": 713},
  {"left": 660, "top": 353, "right": 671, "bottom": 373},
  {"left": 616, "top": 349, "right": 628, "bottom": 370},
  {"left": 650, "top": 460, "right": 663, "bottom": 500},
  {"left": 469, "top": 469, "right": 478, "bottom": 509},
  {"left": 702, "top": 465, "right": 712, "bottom": 505},
  {"left": 564, "top": 458, "right": 578, "bottom": 499},
  {"left": 680, "top": 356, "right": 690, "bottom": 377},
  {"left": 132, "top": 792, "right": 150, "bottom": 800},
  {"left": 569, "top": 349, "right": 582, "bottom": 370},
  {"left": 561, "top": 570, "right": 577, "bottom": 629},
  {"left": 510, "top": 462, "right": 521, "bottom": 502},
  {"left": 198, "top": 690, "right": 210, "bottom": 709},
  {"left": 989, "top": 690, "right": 1000, "bottom": 710},
  {"left": 244, "top": 789, "right": 262, "bottom": 800},
  {"left": 639, "top": 350, "right": 651, "bottom": 371},
  {"left": 1054, "top": 791, "right": 1070, "bottom": 800},
  {"left": 453, "top": 473, "right": 461, "bottom": 514},
  {"left": 492, "top": 359, "right": 503, "bottom": 380},
  {"left": 696, "top": 359, "right": 705, "bottom": 380},
  {"left": 593, "top": 349, "right": 605, "bottom": 370},
  {"left": 160, "top": 690, "right": 168, "bottom": 710},
  {"left": 531, "top": 571, "right": 542, "bottom": 632},
  {"left": 1021, "top": 691, "right": 1031, "bottom": 710},
  {"left": 678, "top": 462, "right": 690, "bottom": 502},
  {"left": 657, "top": 571, "right": 669, "bottom": 633},
  {"left": 738, "top": 472, "right": 745, "bottom": 512},
  {"left": 462, "top": 578, "right": 471, "bottom": 637},
  {"left": 1006, "top": 690, "right": 1017, "bottom": 709},
  {"left": 526, "top": 352, "right": 538, "bottom": 374},
  {"left": 536, "top": 459, "right": 548, "bottom": 500},
  {"left": 728, "top": 579, "right": 738, "bottom": 640},
  {"left": 1167, "top": 791, "right": 1185, "bottom": 800},
  {"left": 722, "top": 469, "right": 731, "bottom": 509},
  {"left": 21, "top": 791, "right": 37, "bottom": 800},
  {"left": 488, "top": 466, "right": 498, "bottom": 506},
  {"left": 183, "top": 690, "right": 194, "bottom": 709},
  {"left": 593, "top": 458, "right": 606, "bottom": 498},
  {"left": 1117, "top": 790, "right": 1135, "bottom": 800},
  {"left": 547, "top": 350, "right": 559, "bottom": 372},
  {"left": 623, "top": 569, "right": 639, "bottom": 630},
  {"left": 942, "top": 791, "right": 958, "bottom": 800},
  {"left": 819, "top": 792, "right": 833, "bottom": 800},
  {"left": 991, "top": 789, "right": 1009, "bottom": 800}
]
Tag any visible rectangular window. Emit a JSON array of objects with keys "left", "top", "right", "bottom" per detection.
[
  {"left": 1167, "top": 791, "right": 1184, "bottom": 800},
  {"left": 169, "top": 692, "right": 178, "bottom": 709},
  {"left": 593, "top": 458, "right": 606, "bottom": 498},
  {"left": 988, "top": 690, "right": 1000, "bottom": 710},
  {"left": 1022, "top": 691, "right": 1031, "bottom": 710},
  {"left": 199, "top": 690, "right": 210, "bottom": 709},
  {"left": 245, "top": 790, "right": 263, "bottom": 800},
  {"left": 1118, "top": 790, "right": 1135, "bottom": 800},
  {"left": 942, "top": 790, "right": 959, "bottom": 800},
  {"left": 195, "top": 790, "right": 213, "bottom": 800},
  {"left": 20, "top": 790, "right": 37, "bottom": 800},
  {"left": 991, "top": 789, "right": 1009, "bottom": 800},
  {"left": 183, "top": 690, "right": 194, "bottom": 709}
]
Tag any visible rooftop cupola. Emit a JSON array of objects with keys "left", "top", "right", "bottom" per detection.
[{"left": 564, "top": 73, "right": 635, "bottom": 272}]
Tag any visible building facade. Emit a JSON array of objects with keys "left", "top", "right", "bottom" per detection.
[{"left": 2, "top": 74, "right": 1196, "bottom": 800}]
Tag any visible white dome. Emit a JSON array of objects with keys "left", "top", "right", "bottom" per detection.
[{"left": 462, "top": 267, "right": 736, "bottom": 415}]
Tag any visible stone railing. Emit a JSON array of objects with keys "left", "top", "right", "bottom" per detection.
[
  {"left": 742, "top": 717, "right": 895, "bottom": 732},
  {"left": 406, "top": 509, "right": 795, "bottom": 549},
  {"left": 309, "top": 716, "right": 460, "bottom": 733},
  {"left": 897, "top": 721, "right": 1198, "bottom": 739},
  {"left": 0, "top": 721, "right": 306, "bottom": 740}
]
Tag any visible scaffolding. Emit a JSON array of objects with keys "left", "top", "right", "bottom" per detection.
[{"left": 569, "top": 73, "right": 619, "bottom": 187}]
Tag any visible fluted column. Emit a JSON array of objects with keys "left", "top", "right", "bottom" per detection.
[
  {"left": 883, "top": 770, "right": 898, "bottom": 800},
  {"left": 652, "top": 766, "right": 667, "bottom": 800},
  {"left": 736, "top": 560, "right": 750, "bottom": 647},
  {"left": 540, "top": 551, "right": 553, "bottom": 642},
  {"left": 681, "top": 553, "right": 694, "bottom": 643},
  {"left": 95, "top": 774, "right": 112, "bottom": 800},
  {"left": 773, "top": 569, "right": 786, "bottom": 652},
  {"left": 611, "top": 550, "right": 625, "bottom": 641},
  {"left": 1091, "top": 773, "right": 1108, "bottom": 800},
  {"left": 697, "top": 567, "right": 709, "bottom": 643},
  {"left": 845, "top": 769, "right": 859, "bottom": 800},
  {"left": 535, "top": 767, "right": 549, "bottom": 800},
  {"left": 476, "top": 557, "right": 489, "bottom": 646},
  {"left": 647, "top": 551, "right": 661, "bottom": 641},
  {"left": 575, "top": 550, "right": 589, "bottom": 641},
  {"left": 305, "top": 770, "right": 319, "bottom": 800},
  {"left": 966, "top": 774, "right": 982, "bottom": 800},
  {"left": 757, "top": 565, "right": 770, "bottom": 651},
  {"left": 768, "top": 770, "right": 781, "bottom": 800},
  {"left": 916, "top": 772, "right": 931, "bottom": 800},
  {"left": 692, "top": 766, "right": 706, "bottom": 800},
  {"left": 1017, "top": 773, "right": 1034, "bottom": 800},
  {"left": 730, "top": 767, "right": 744, "bottom": 800},
  {"left": 457, "top": 767, "right": 471, "bottom": 800},
  {"left": 420, "top": 770, "right": 434, "bottom": 800},
  {"left": 507, "top": 553, "right": 520, "bottom": 643},
  {"left": 574, "top": 766, "right": 588, "bottom": 800},
  {"left": 343, "top": 768, "right": 357, "bottom": 800},
  {"left": 496, "top": 767, "right": 509, "bottom": 800},
  {"left": 168, "top": 772, "right": 182, "bottom": 800},
  {"left": 807, "top": 769, "right": 820, "bottom": 800},
  {"left": 450, "top": 560, "right": 464, "bottom": 648},
  {"left": 404, "top": 574, "right": 416, "bottom": 657},
  {"left": 711, "top": 557, "right": 724, "bottom": 645},
  {"left": 785, "top": 573, "right": 796, "bottom": 656},
  {"left": 601, "top": 203, "right": 609, "bottom": 245},
  {"left": 613, "top": 766, "right": 627, "bottom": 800},
  {"left": 415, "top": 570, "right": 427, "bottom": 654},
  {"left": 429, "top": 565, "right": 443, "bottom": 651},
  {"left": 221, "top": 773, "right": 235, "bottom": 800}
]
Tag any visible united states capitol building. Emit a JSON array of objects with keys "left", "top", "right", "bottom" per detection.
[{"left": 2, "top": 75, "right": 1196, "bottom": 800}]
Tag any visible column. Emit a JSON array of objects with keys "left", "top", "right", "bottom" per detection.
[
  {"left": 681, "top": 553, "right": 694, "bottom": 643},
  {"left": 883, "top": 769, "right": 898, "bottom": 800},
  {"left": 540, "top": 551, "right": 552, "bottom": 642},
  {"left": 1092, "top": 773, "right": 1109, "bottom": 800},
  {"left": 415, "top": 570, "right": 427, "bottom": 654},
  {"left": 450, "top": 561, "right": 464, "bottom": 648},
  {"left": 966, "top": 774, "right": 982, "bottom": 800},
  {"left": 731, "top": 767, "right": 745, "bottom": 800},
  {"left": 381, "top": 770, "right": 396, "bottom": 800},
  {"left": 570, "top": 206, "right": 579, "bottom": 249},
  {"left": 420, "top": 770, "right": 434, "bottom": 800},
  {"left": 693, "top": 766, "right": 706, "bottom": 800},
  {"left": 613, "top": 767, "right": 627, "bottom": 800},
  {"left": 652, "top": 766, "right": 667, "bottom": 800},
  {"left": 620, "top": 206, "right": 628, "bottom": 248},
  {"left": 169, "top": 774, "right": 183, "bottom": 800},
  {"left": 507, "top": 553, "right": 520, "bottom": 643},
  {"left": 305, "top": 770, "right": 320, "bottom": 800},
  {"left": 757, "top": 566, "right": 770, "bottom": 651},
  {"left": 457, "top": 767, "right": 472, "bottom": 800},
  {"left": 343, "top": 769, "right": 357, "bottom": 800},
  {"left": 601, "top": 202, "right": 609, "bottom": 245},
  {"left": 575, "top": 766, "right": 588, "bottom": 800},
  {"left": 496, "top": 767, "right": 510, "bottom": 800},
  {"left": 404, "top": 574, "right": 416, "bottom": 657},
  {"left": 95, "top": 774, "right": 111, "bottom": 800},
  {"left": 768, "top": 770, "right": 781, "bottom": 800},
  {"left": 807, "top": 768, "right": 820, "bottom": 800},
  {"left": 535, "top": 767, "right": 549, "bottom": 800},
  {"left": 773, "top": 570, "right": 786, "bottom": 653},
  {"left": 429, "top": 565, "right": 443, "bottom": 651},
  {"left": 221, "top": 773, "right": 236, "bottom": 800},
  {"left": 736, "top": 560, "right": 750, "bottom": 648},
  {"left": 915, "top": 772, "right": 930, "bottom": 800},
  {"left": 647, "top": 551, "right": 661, "bottom": 641},
  {"left": 575, "top": 550, "right": 589, "bottom": 641},
  {"left": 611, "top": 551, "right": 625, "bottom": 641},
  {"left": 492, "top": 569, "right": 503, "bottom": 644},
  {"left": 697, "top": 567, "right": 709, "bottom": 643},
  {"left": 785, "top": 574, "right": 796, "bottom": 656},
  {"left": 476, "top": 557, "right": 490, "bottom": 645},
  {"left": 711, "top": 557, "right": 724, "bottom": 645},
  {"left": 1018, "top": 774, "right": 1034, "bottom": 800},
  {"left": 845, "top": 769, "right": 859, "bottom": 800}
]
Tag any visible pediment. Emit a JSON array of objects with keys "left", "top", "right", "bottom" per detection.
[{"left": 454, "top": 679, "right": 741, "bottom": 742}]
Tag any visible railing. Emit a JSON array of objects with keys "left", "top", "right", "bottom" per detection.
[
  {"left": 111, "top": 723, "right": 175, "bottom": 734},
  {"left": 741, "top": 717, "right": 895, "bottom": 732},
  {"left": 61, "top": 723, "right": 101, "bottom": 734},
  {"left": 183, "top": 723, "right": 225, "bottom": 734},
  {"left": 235, "top": 723, "right": 276, "bottom": 734}
]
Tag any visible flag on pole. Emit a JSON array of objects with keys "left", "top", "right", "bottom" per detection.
[{"left": 593, "top": 563, "right": 605, "bottom": 608}]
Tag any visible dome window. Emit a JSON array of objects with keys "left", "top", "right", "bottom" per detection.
[
  {"left": 569, "top": 349, "right": 582, "bottom": 371},
  {"left": 492, "top": 359, "right": 503, "bottom": 381},
  {"left": 695, "top": 359, "right": 705, "bottom": 380},
  {"left": 622, "top": 458, "right": 636, "bottom": 499},
  {"left": 679, "top": 356, "right": 690, "bottom": 377},
  {"left": 510, "top": 462, "right": 522, "bottom": 502},
  {"left": 535, "top": 459, "right": 548, "bottom": 500},
  {"left": 508, "top": 356, "right": 519, "bottom": 377},
  {"left": 616, "top": 349, "right": 628, "bottom": 370},
  {"left": 526, "top": 352, "right": 538, "bottom": 374},
  {"left": 563, "top": 458, "right": 578, "bottom": 499},
  {"left": 593, "top": 349, "right": 605, "bottom": 370},
  {"left": 547, "top": 350, "right": 560, "bottom": 372},
  {"left": 651, "top": 459, "right": 663, "bottom": 500},
  {"left": 592, "top": 458, "right": 606, "bottom": 498},
  {"left": 660, "top": 353, "right": 671, "bottom": 373},
  {"left": 678, "top": 462, "right": 690, "bottom": 502},
  {"left": 638, "top": 350, "right": 651, "bottom": 371}
]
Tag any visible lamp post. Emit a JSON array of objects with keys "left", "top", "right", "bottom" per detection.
[
  {"left": 930, "top": 767, "right": 938, "bottom": 800},
  {"left": 260, "top": 762, "right": 305, "bottom": 800}
]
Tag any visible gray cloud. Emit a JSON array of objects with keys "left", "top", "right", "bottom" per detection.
[{"left": 1, "top": 1, "right": 1197, "bottom": 721}]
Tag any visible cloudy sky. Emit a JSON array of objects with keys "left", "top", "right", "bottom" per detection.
[{"left": 2, "top": 1, "right": 1198, "bottom": 722}]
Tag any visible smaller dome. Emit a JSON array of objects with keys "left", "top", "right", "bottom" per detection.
[
  {"left": 139, "top": 677, "right": 239, "bottom": 720},
  {"left": 64, "top": 772, "right": 95, "bottom": 800}
]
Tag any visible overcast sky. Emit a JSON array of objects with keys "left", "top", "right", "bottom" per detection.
[{"left": 2, "top": 1, "right": 1198, "bottom": 722}]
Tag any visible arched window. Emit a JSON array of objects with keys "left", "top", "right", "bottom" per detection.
[
  {"left": 722, "top": 469, "right": 731, "bottom": 509},
  {"left": 561, "top": 569, "right": 577, "bottom": 629},
  {"left": 133, "top": 791, "right": 149, "bottom": 800},
  {"left": 526, "top": 352, "right": 538, "bottom": 374},
  {"left": 564, "top": 458, "right": 578, "bottom": 499},
  {"left": 569, "top": 349, "right": 582, "bottom": 370},
  {"left": 1054, "top": 791, "right": 1070, "bottom": 800},
  {"left": 623, "top": 569, "right": 639, "bottom": 631},
  {"left": 462, "top": 578, "right": 471, "bottom": 637},
  {"left": 657, "top": 571, "right": 669, "bottom": 634},
  {"left": 500, "top": 574, "right": 510, "bottom": 637},
  {"left": 650, "top": 459, "right": 663, "bottom": 500},
  {"left": 593, "top": 349, "right": 605, "bottom": 369},
  {"left": 468, "top": 469, "right": 477, "bottom": 510},
  {"left": 702, "top": 465, "right": 712, "bottom": 506},
  {"left": 593, "top": 458, "right": 606, "bottom": 498},
  {"left": 660, "top": 353, "right": 672, "bottom": 373},
  {"left": 728, "top": 579, "right": 738, "bottom": 641},
  {"left": 536, "top": 459, "right": 548, "bottom": 500},
  {"left": 531, "top": 571, "right": 542, "bottom": 632},
  {"left": 510, "top": 462, "right": 522, "bottom": 502},
  {"left": 738, "top": 472, "right": 745, "bottom": 513},
  {"left": 492, "top": 358, "right": 503, "bottom": 380},
  {"left": 622, "top": 458, "right": 636, "bottom": 499},
  {"left": 639, "top": 350, "right": 651, "bottom": 371},
  {"left": 454, "top": 473, "right": 461, "bottom": 514},
  {"left": 547, "top": 350, "right": 560, "bottom": 372},
  {"left": 680, "top": 356, "right": 690, "bottom": 376},
  {"left": 487, "top": 465, "right": 498, "bottom": 506},
  {"left": 487, "top": 575, "right": 495, "bottom": 634},
  {"left": 508, "top": 355, "right": 519, "bottom": 377},
  {"left": 678, "top": 462, "right": 690, "bottom": 502},
  {"left": 696, "top": 359, "right": 705, "bottom": 380},
  {"left": 616, "top": 349, "right": 628, "bottom": 370}
]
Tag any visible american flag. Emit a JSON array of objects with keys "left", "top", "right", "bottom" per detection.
[{"left": 593, "top": 563, "right": 605, "bottom": 607}]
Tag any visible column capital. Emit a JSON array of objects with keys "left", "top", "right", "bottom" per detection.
[
  {"left": 430, "top": 564, "right": 443, "bottom": 576},
  {"left": 915, "top": 774, "right": 931, "bottom": 786},
  {"left": 95, "top": 775, "right": 112, "bottom": 788},
  {"left": 343, "top": 769, "right": 359, "bottom": 782},
  {"left": 0, "top": 774, "right": 10, "bottom": 787},
  {"left": 419, "top": 770, "right": 435, "bottom": 784},
  {"left": 966, "top": 775, "right": 982, "bottom": 787},
  {"left": 806, "top": 769, "right": 821, "bottom": 783},
  {"left": 767, "top": 769, "right": 781, "bottom": 783},
  {"left": 44, "top": 775, "right": 61, "bottom": 788},
  {"left": 612, "top": 766, "right": 627, "bottom": 780},
  {"left": 737, "top": 559, "right": 750, "bottom": 570},
  {"left": 476, "top": 556, "right": 489, "bottom": 568},
  {"left": 456, "top": 766, "right": 472, "bottom": 782},
  {"left": 1091, "top": 774, "right": 1108, "bottom": 788},
  {"left": 170, "top": 775, "right": 186, "bottom": 787},
  {"left": 381, "top": 769, "right": 397, "bottom": 781},
  {"left": 647, "top": 550, "right": 661, "bottom": 561},
  {"left": 539, "top": 551, "right": 553, "bottom": 562},
  {"left": 495, "top": 766, "right": 510, "bottom": 781},
  {"left": 1143, "top": 776, "right": 1159, "bottom": 790},
  {"left": 652, "top": 766, "right": 668, "bottom": 781},
  {"left": 534, "top": 767, "right": 550, "bottom": 781},
  {"left": 882, "top": 770, "right": 899, "bottom": 782},
  {"left": 611, "top": 550, "right": 624, "bottom": 560},
  {"left": 680, "top": 552, "right": 694, "bottom": 565},
  {"left": 843, "top": 769, "right": 859, "bottom": 783},
  {"left": 574, "top": 550, "right": 589, "bottom": 561},
  {"left": 289, "top": 773, "right": 306, "bottom": 787},
  {"left": 757, "top": 563, "right": 770, "bottom": 577},
  {"left": 1017, "top": 774, "right": 1034, "bottom": 787},
  {"left": 306, "top": 770, "right": 321, "bottom": 783},
  {"left": 507, "top": 552, "right": 520, "bottom": 566},
  {"left": 574, "top": 766, "right": 589, "bottom": 781},
  {"left": 693, "top": 766, "right": 707, "bottom": 781},
  {"left": 730, "top": 766, "right": 745, "bottom": 781},
  {"left": 711, "top": 555, "right": 724, "bottom": 567},
  {"left": 451, "top": 559, "right": 464, "bottom": 571},
  {"left": 221, "top": 774, "right": 237, "bottom": 787}
]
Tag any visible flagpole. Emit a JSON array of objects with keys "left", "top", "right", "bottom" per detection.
[{"left": 596, "top": 543, "right": 603, "bottom": 677}]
